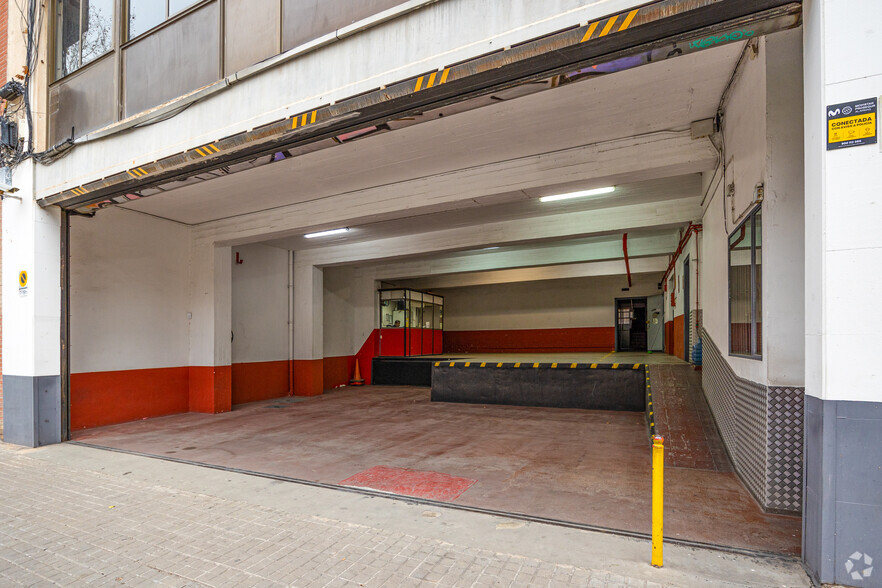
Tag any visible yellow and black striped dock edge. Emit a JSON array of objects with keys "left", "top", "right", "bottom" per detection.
[
  {"left": 433, "top": 361, "right": 643, "bottom": 370},
  {"left": 645, "top": 365, "right": 656, "bottom": 438}
]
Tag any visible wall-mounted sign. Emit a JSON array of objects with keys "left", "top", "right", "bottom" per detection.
[
  {"left": 18, "top": 270, "right": 28, "bottom": 297},
  {"left": 827, "top": 98, "right": 877, "bottom": 150}
]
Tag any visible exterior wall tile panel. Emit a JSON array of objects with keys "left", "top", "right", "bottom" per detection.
[
  {"left": 688, "top": 309, "right": 702, "bottom": 362},
  {"left": 701, "top": 330, "right": 803, "bottom": 513},
  {"left": 766, "top": 386, "right": 804, "bottom": 512},
  {"left": 734, "top": 377, "right": 768, "bottom": 506}
]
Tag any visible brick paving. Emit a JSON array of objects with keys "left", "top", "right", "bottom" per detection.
[{"left": 0, "top": 444, "right": 670, "bottom": 588}]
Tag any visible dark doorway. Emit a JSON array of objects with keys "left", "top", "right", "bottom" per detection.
[{"left": 615, "top": 298, "right": 648, "bottom": 352}]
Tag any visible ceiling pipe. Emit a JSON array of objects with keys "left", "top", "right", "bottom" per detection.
[{"left": 661, "top": 223, "right": 703, "bottom": 286}]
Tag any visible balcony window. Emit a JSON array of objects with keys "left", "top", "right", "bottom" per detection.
[
  {"left": 55, "top": 0, "right": 114, "bottom": 79},
  {"left": 128, "top": 0, "right": 201, "bottom": 40}
]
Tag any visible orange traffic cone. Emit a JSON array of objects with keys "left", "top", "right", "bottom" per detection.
[{"left": 350, "top": 359, "right": 366, "bottom": 386}]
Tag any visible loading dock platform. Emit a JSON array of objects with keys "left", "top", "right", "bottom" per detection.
[{"left": 431, "top": 361, "right": 646, "bottom": 411}]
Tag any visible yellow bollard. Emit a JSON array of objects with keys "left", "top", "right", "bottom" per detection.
[{"left": 651, "top": 435, "right": 664, "bottom": 567}]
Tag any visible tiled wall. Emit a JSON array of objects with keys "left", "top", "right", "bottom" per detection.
[{"left": 701, "top": 331, "right": 803, "bottom": 513}]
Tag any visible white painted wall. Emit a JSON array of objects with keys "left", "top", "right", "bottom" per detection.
[
  {"left": 701, "top": 177, "right": 735, "bottom": 359},
  {"left": 700, "top": 39, "right": 768, "bottom": 385},
  {"left": 231, "top": 244, "right": 289, "bottom": 364},
  {"left": 67, "top": 211, "right": 303, "bottom": 374},
  {"left": 725, "top": 41, "right": 769, "bottom": 221},
  {"left": 323, "top": 266, "right": 382, "bottom": 357},
  {"left": 292, "top": 260, "right": 323, "bottom": 361},
  {"left": 763, "top": 29, "right": 805, "bottom": 387},
  {"left": 438, "top": 273, "right": 661, "bottom": 331},
  {"left": 804, "top": 0, "right": 882, "bottom": 402},
  {"left": 70, "top": 208, "right": 190, "bottom": 373},
  {"left": 187, "top": 241, "right": 231, "bottom": 369},
  {"left": 1, "top": 161, "right": 61, "bottom": 378},
  {"left": 70, "top": 219, "right": 291, "bottom": 373},
  {"left": 323, "top": 266, "right": 357, "bottom": 358},
  {"left": 700, "top": 31, "right": 806, "bottom": 387}
]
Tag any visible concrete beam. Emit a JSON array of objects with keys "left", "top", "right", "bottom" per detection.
[
  {"left": 299, "top": 197, "right": 699, "bottom": 267},
  {"left": 194, "top": 133, "right": 715, "bottom": 245},
  {"left": 394, "top": 256, "right": 668, "bottom": 289},
  {"left": 360, "top": 231, "right": 678, "bottom": 281}
]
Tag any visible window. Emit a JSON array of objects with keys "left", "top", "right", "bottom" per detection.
[
  {"left": 729, "top": 207, "right": 762, "bottom": 358},
  {"left": 128, "top": 0, "right": 201, "bottom": 40},
  {"left": 55, "top": 0, "right": 114, "bottom": 79}
]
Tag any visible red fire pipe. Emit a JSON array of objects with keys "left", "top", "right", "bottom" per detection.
[
  {"left": 623, "top": 233, "right": 632, "bottom": 288},
  {"left": 661, "top": 223, "right": 703, "bottom": 286}
]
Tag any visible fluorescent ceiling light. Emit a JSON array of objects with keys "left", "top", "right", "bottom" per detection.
[
  {"left": 304, "top": 227, "right": 350, "bottom": 239},
  {"left": 539, "top": 186, "right": 615, "bottom": 203}
]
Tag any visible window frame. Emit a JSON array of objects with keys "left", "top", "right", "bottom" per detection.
[
  {"left": 53, "top": 0, "right": 117, "bottom": 81},
  {"left": 727, "top": 205, "right": 763, "bottom": 360},
  {"left": 124, "top": 0, "right": 211, "bottom": 43}
]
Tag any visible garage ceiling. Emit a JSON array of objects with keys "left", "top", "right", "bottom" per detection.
[
  {"left": 262, "top": 174, "right": 702, "bottom": 251},
  {"left": 120, "top": 42, "right": 741, "bottom": 236}
]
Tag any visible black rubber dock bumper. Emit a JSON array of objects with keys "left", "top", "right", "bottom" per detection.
[
  {"left": 372, "top": 357, "right": 465, "bottom": 387},
  {"left": 431, "top": 362, "right": 646, "bottom": 411}
]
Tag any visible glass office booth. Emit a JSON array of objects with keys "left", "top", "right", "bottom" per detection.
[{"left": 378, "top": 289, "right": 444, "bottom": 356}]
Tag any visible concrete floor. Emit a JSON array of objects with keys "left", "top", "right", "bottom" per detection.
[{"left": 73, "top": 368, "right": 801, "bottom": 556}]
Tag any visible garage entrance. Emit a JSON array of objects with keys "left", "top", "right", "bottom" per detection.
[{"left": 58, "top": 0, "right": 806, "bottom": 564}]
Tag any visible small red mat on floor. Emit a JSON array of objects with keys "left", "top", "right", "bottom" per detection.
[{"left": 340, "top": 466, "right": 476, "bottom": 501}]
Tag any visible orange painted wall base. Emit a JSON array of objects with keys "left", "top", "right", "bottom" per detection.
[
  {"left": 323, "top": 356, "right": 356, "bottom": 390},
  {"left": 356, "top": 330, "right": 380, "bottom": 384},
  {"left": 292, "top": 359, "right": 324, "bottom": 396},
  {"left": 71, "top": 365, "right": 233, "bottom": 430},
  {"left": 444, "top": 327, "right": 615, "bottom": 353},
  {"left": 673, "top": 315, "right": 685, "bottom": 360},
  {"left": 72, "top": 356, "right": 349, "bottom": 431},
  {"left": 665, "top": 321, "right": 674, "bottom": 356},
  {"left": 232, "top": 360, "right": 289, "bottom": 405},
  {"left": 71, "top": 367, "right": 190, "bottom": 430},
  {"left": 189, "top": 366, "right": 232, "bottom": 414}
]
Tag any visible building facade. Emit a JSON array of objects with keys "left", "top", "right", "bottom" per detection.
[
  {"left": 1, "top": 0, "right": 880, "bottom": 585},
  {"left": 0, "top": 0, "right": 9, "bottom": 438}
]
